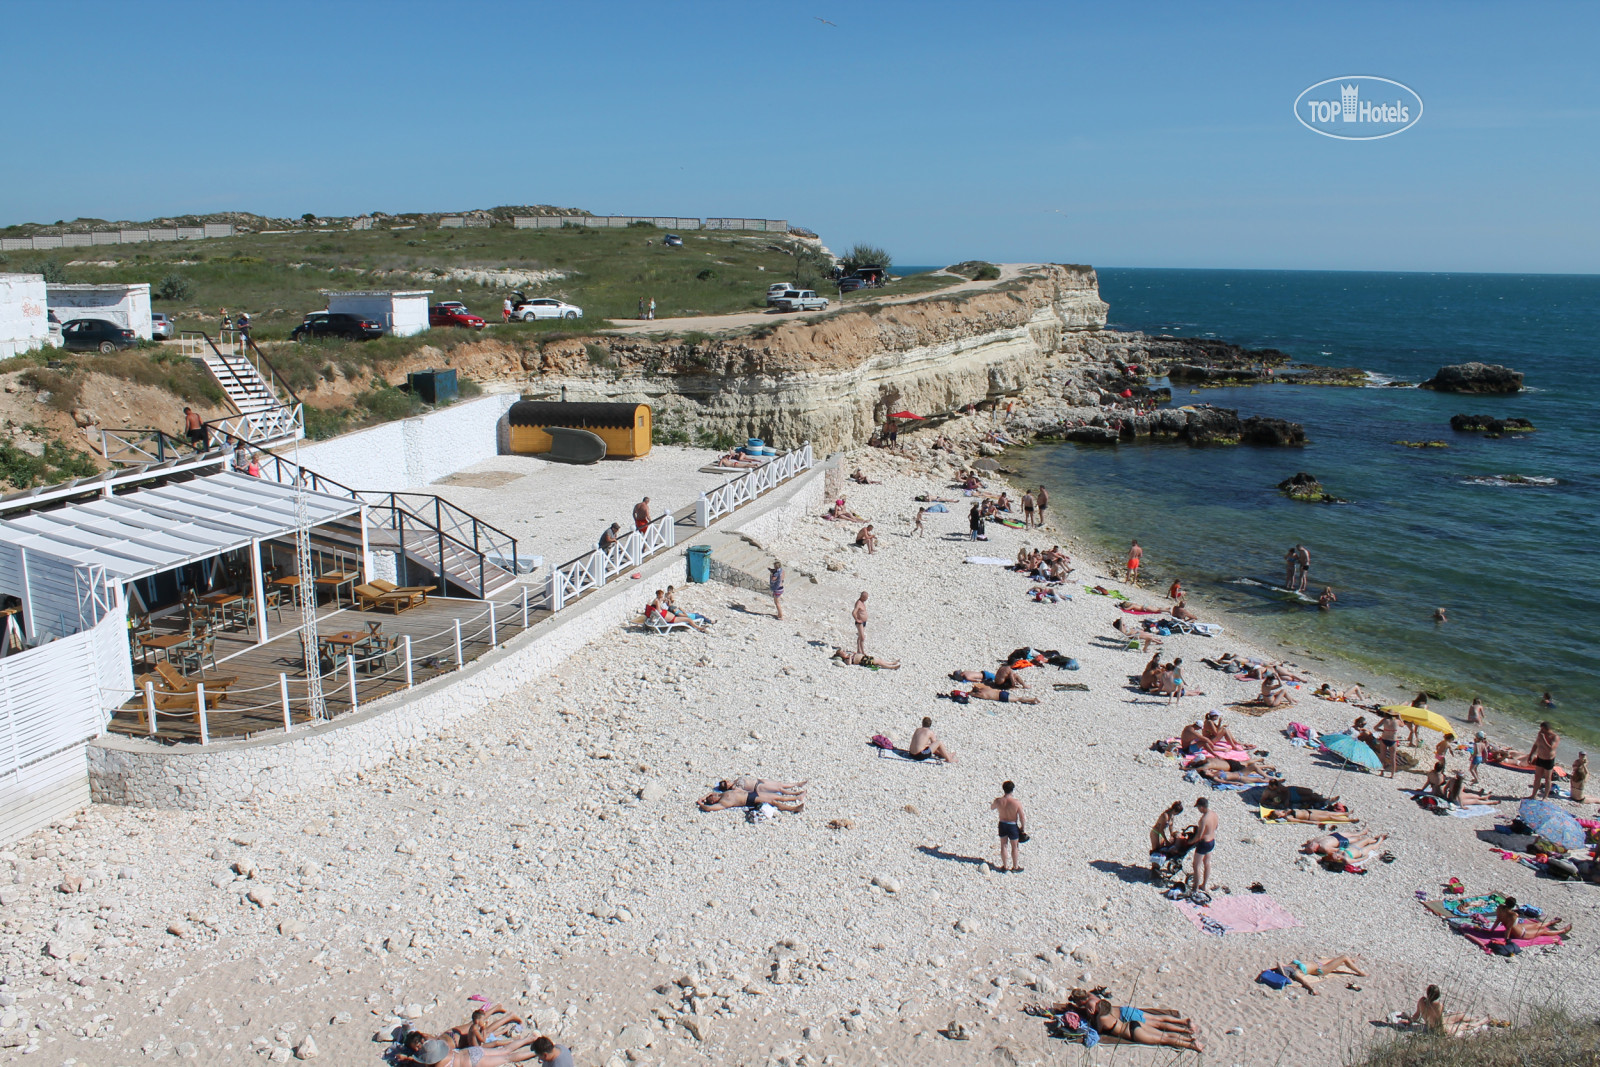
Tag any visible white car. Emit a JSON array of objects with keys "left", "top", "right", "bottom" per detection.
[
  {"left": 773, "top": 289, "right": 829, "bottom": 312},
  {"left": 150, "top": 312, "right": 174, "bottom": 340},
  {"left": 515, "top": 298, "right": 583, "bottom": 321},
  {"left": 765, "top": 282, "right": 796, "bottom": 307}
]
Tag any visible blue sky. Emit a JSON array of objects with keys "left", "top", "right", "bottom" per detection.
[{"left": 4, "top": 1, "right": 1597, "bottom": 272}]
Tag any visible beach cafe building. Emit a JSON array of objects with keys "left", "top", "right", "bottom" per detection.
[{"left": 0, "top": 454, "right": 367, "bottom": 844}]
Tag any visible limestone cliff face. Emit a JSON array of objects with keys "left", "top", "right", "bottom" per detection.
[{"left": 397, "top": 265, "right": 1108, "bottom": 453}]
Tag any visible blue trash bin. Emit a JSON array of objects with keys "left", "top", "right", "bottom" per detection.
[{"left": 686, "top": 545, "right": 713, "bottom": 583}]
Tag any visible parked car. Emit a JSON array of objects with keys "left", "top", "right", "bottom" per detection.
[
  {"left": 60, "top": 318, "right": 136, "bottom": 353},
  {"left": 837, "top": 277, "right": 867, "bottom": 293},
  {"left": 150, "top": 312, "right": 174, "bottom": 340},
  {"left": 429, "top": 304, "right": 487, "bottom": 329},
  {"left": 766, "top": 282, "right": 797, "bottom": 307},
  {"left": 290, "top": 311, "right": 385, "bottom": 342},
  {"left": 851, "top": 265, "right": 887, "bottom": 287},
  {"left": 663, "top": 233, "right": 684, "bottom": 247},
  {"left": 514, "top": 298, "right": 583, "bottom": 321},
  {"left": 773, "top": 290, "right": 829, "bottom": 312}
]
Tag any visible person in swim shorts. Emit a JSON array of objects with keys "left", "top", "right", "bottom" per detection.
[
  {"left": 697, "top": 787, "right": 805, "bottom": 813},
  {"left": 966, "top": 683, "right": 1039, "bottom": 704},
  {"left": 991, "top": 780, "right": 1025, "bottom": 872},
  {"left": 1190, "top": 796, "right": 1217, "bottom": 893},
  {"left": 1126, "top": 539, "right": 1142, "bottom": 581},
  {"left": 1529, "top": 721, "right": 1559, "bottom": 799}
]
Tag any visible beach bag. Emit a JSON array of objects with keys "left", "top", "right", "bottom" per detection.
[
  {"left": 1286, "top": 722, "right": 1311, "bottom": 741},
  {"left": 949, "top": 690, "right": 970, "bottom": 704},
  {"left": 1257, "top": 968, "right": 1291, "bottom": 990},
  {"left": 869, "top": 734, "right": 894, "bottom": 750}
]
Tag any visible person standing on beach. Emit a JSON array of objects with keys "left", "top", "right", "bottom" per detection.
[
  {"left": 1021, "top": 491, "right": 1035, "bottom": 527},
  {"left": 968, "top": 503, "right": 985, "bottom": 541},
  {"left": 914, "top": 507, "right": 926, "bottom": 537},
  {"left": 1127, "top": 540, "right": 1142, "bottom": 582},
  {"left": 1571, "top": 752, "right": 1588, "bottom": 803},
  {"left": 852, "top": 591, "right": 869, "bottom": 655},
  {"left": 503, "top": 297, "right": 513, "bottom": 322},
  {"left": 632, "top": 496, "right": 651, "bottom": 533},
  {"left": 1375, "top": 711, "right": 1399, "bottom": 777},
  {"left": 1529, "top": 721, "right": 1559, "bottom": 799},
  {"left": 637, "top": 296, "right": 645, "bottom": 320},
  {"left": 1470, "top": 732, "right": 1489, "bottom": 786},
  {"left": 991, "top": 780, "right": 1025, "bottom": 873},
  {"left": 1190, "top": 797, "right": 1217, "bottom": 893},
  {"left": 1294, "top": 543, "right": 1311, "bottom": 594},
  {"left": 768, "top": 561, "right": 785, "bottom": 620},
  {"left": 1035, "top": 485, "right": 1049, "bottom": 526}
]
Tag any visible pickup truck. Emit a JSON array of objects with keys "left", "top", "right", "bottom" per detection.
[{"left": 773, "top": 289, "right": 829, "bottom": 312}]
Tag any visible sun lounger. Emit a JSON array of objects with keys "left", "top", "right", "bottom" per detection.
[
  {"left": 146, "top": 662, "right": 237, "bottom": 714},
  {"left": 636, "top": 613, "right": 690, "bottom": 635},
  {"left": 355, "top": 579, "right": 436, "bottom": 614}
]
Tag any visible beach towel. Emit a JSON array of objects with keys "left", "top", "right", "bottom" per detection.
[
  {"left": 1459, "top": 928, "right": 1563, "bottom": 954},
  {"left": 1084, "top": 586, "right": 1129, "bottom": 600},
  {"left": 924, "top": 503, "right": 949, "bottom": 512},
  {"left": 1175, "top": 893, "right": 1302, "bottom": 934},
  {"left": 877, "top": 747, "right": 946, "bottom": 765},
  {"left": 964, "top": 556, "right": 1013, "bottom": 566},
  {"left": 1256, "top": 805, "right": 1354, "bottom": 825},
  {"left": 1119, "top": 606, "right": 1163, "bottom": 615}
]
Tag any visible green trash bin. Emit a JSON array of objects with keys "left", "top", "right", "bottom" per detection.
[{"left": 686, "top": 545, "right": 713, "bottom": 584}]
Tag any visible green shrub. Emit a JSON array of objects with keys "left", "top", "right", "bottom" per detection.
[
  {"left": 38, "top": 259, "right": 67, "bottom": 283},
  {"left": 693, "top": 427, "right": 736, "bottom": 450},
  {"left": 653, "top": 423, "right": 690, "bottom": 446},
  {"left": 839, "top": 243, "right": 893, "bottom": 274},
  {"left": 947, "top": 260, "right": 999, "bottom": 280},
  {"left": 0, "top": 439, "right": 98, "bottom": 489},
  {"left": 362, "top": 383, "right": 423, "bottom": 422},
  {"left": 154, "top": 272, "right": 193, "bottom": 301},
  {"left": 584, "top": 343, "right": 613, "bottom": 368}
]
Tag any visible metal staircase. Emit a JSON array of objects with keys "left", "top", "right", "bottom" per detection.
[
  {"left": 250, "top": 452, "right": 522, "bottom": 600},
  {"left": 181, "top": 330, "right": 304, "bottom": 448}
]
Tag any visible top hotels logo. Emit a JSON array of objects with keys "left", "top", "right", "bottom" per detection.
[{"left": 1295, "top": 76, "right": 1423, "bottom": 140}]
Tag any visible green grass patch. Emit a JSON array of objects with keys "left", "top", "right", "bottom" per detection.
[
  {"left": 1351, "top": 1008, "right": 1600, "bottom": 1066},
  {"left": 0, "top": 439, "right": 100, "bottom": 489},
  {"left": 947, "top": 260, "right": 1000, "bottom": 280},
  {"left": 840, "top": 271, "right": 962, "bottom": 303}
]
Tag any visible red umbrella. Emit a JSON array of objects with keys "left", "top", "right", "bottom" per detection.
[{"left": 888, "top": 410, "right": 924, "bottom": 420}]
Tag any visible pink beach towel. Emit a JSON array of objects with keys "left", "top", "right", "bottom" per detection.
[
  {"left": 1176, "top": 893, "right": 1303, "bottom": 935},
  {"left": 1459, "top": 928, "right": 1563, "bottom": 954}
]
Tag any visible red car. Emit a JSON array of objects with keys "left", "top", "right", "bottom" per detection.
[{"left": 429, "top": 303, "right": 487, "bottom": 329}]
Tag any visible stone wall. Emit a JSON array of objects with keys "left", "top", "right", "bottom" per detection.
[{"left": 87, "top": 463, "right": 828, "bottom": 809}]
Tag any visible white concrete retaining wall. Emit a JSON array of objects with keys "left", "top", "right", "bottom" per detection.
[
  {"left": 0, "top": 273, "right": 48, "bottom": 359},
  {"left": 295, "top": 393, "right": 519, "bottom": 490},
  {"left": 0, "top": 744, "right": 90, "bottom": 848},
  {"left": 86, "top": 463, "right": 825, "bottom": 809},
  {"left": 47, "top": 283, "right": 153, "bottom": 340}
]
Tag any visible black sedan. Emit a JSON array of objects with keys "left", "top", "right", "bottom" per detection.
[
  {"left": 290, "top": 312, "right": 385, "bottom": 342},
  {"left": 60, "top": 318, "right": 137, "bottom": 353}
]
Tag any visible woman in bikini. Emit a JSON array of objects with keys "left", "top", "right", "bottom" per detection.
[
  {"left": 1494, "top": 897, "right": 1571, "bottom": 940},
  {"left": 831, "top": 647, "right": 900, "bottom": 669},
  {"left": 1062, "top": 989, "right": 1202, "bottom": 1052},
  {"left": 1279, "top": 955, "right": 1367, "bottom": 995},
  {"left": 716, "top": 776, "right": 807, "bottom": 796}
]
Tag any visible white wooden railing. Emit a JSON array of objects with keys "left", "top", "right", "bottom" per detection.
[
  {"left": 696, "top": 443, "right": 814, "bottom": 526},
  {"left": 546, "top": 513, "right": 677, "bottom": 612}
]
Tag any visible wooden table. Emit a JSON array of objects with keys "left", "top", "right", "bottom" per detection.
[
  {"left": 314, "top": 570, "right": 360, "bottom": 608},
  {"left": 137, "top": 633, "right": 192, "bottom": 665},
  {"left": 271, "top": 576, "right": 305, "bottom": 608},
  {"left": 200, "top": 591, "right": 242, "bottom": 607}
]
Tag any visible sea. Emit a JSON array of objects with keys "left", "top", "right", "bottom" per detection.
[{"left": 1006, "top": 269, "right": 1600, "bottom": 747}]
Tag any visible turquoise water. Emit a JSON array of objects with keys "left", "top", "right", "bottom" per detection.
[{"left": 1010, "top": 269, "right": 1600, "bottom": 742}]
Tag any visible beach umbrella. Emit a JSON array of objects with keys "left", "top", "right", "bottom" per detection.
[
  {"left": 1318, "top": 733, "right": 1382, "bottom": 770},
  {"left": 888, "top": 410, "right": 924, "bottom": 420},
  {"left": 1382, "top": 705, "right": 1453, "bottom": 734},
  {"left": 1518, "top": 799, "right": 1586, "bottom": 850}
]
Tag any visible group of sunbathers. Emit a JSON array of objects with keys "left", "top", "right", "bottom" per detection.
[
  {"left": 1029, "top": 987, "right": 1203, "bottom": 1052},
  {"left": 1013, "top": 545, "right": 1071, "bottom": 582},
  {"left": 396, "top": 1002, "right": 570, "bottom": 1066},
  {"left": 1139, "top": 653, "right": 1204, "bottom": 703},
  {"left": 697, "top": 776, "right": 808, "bottom": 814},
  {"left": 644, "top": 587, "right": 714, "bottom": 633},
  {"left": 823, "top": 496, "right": 867, "bottom": 522}
]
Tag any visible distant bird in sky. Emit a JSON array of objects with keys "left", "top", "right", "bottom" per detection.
[{"left": 814, "top": 17, "right": 837, "bottom": 27}]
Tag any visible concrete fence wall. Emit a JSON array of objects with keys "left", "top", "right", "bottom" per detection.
[
  {"left": 0, "top": 223, "right": 233, "bottom": 252},
  {"left": 512, "top": 216, "right": 790, "bottom": 232},
  {"left": 294, "top": 393, "right": 519, "bottom": 492}
]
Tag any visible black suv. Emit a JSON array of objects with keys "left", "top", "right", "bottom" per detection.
[
  {"left": 290, "top": 312, "right": 385, "bottom": 342},
  {"left": 60, "top": 318, "right": 137, "bottom": 352}
]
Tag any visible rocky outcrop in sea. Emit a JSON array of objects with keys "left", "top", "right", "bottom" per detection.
[{"left": 1421, "top": 362, "right": 1524, "bottom": 393}]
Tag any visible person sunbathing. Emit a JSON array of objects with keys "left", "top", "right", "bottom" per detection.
[
  {"left": 1258, "top": 673, "right": 1296, "bottom": 707},
  {"left": 1402, "top": 984, "right": 1504, "bottom": 1036},
  {"left": 1313, "top": 682, "right": 1365, "bottom": 702},
  {"left": 716, "top": 776, "right": 807, "bottom": 795},
  {"left": 1442, "top": 771, "right": 1498, "bottom": 806},
  {"left": 647, "top": 593, "right": 707, "bottom": 632},
  {"left": 1027, "top": 586, "right": 1063, "bottom": 603},
  {"left": 828, "top": 498, "right": 867, "bottom": 522},
  {"left": 966, "top": 683, "right": 1040, "bottom": 704},
  {"left": 460, "top": 1005, "right": 524, "bottom": 1047},
  {"left": 1113, "top": 616, "right": 1162, "bottom": 649},
  {"left": 1062, "top": 989, "right": 1203, "bottom": 1052},
  {"left": 717, "top": 450, "right": 762, "bottom": 468},
  {"left": 406, "top": 1035, "right": 543, "bottom": 1066},
  {"left": 1494, "top": 898, "right": 1570, "bottom": 940},
  {"left": 1301, "top": 830, "right": 1386, "bottom": 861},
  {"left": 1261, "top": 781, "right": 1339, "bottom": 811},
  {"left": 1278, "top": 956, "right": 1367, "bottom": 995},
  {"left": 1140, "top": 652, "right": 1164, "bottom": 691},
  {"left": 1269, "top": 806, "right": 1358, "bottom": 824},
  {"left": 1171, "top": 600, "right": 1198, "bottom": 622},
  {"left": 849, "top": 468, "right": 880, "bottom": 484},
  {"left": 832, "top": 647, "right": 900, "bottom": 669},
  {"left": 1201, "top": 712, "right": 1240, "bottom": 751},
  {"left": 1199, "top": 766, "right": 1273, "bottom": 786},
  {"left": 854, "top": 524, "right": 878, "bottom": 553},
  {"left": 697, "top": 787, "right": 805, "bottom": 813},
  {"left": 951, "top": 664, "right": 1025, "bottom": 688},
  {"left": 664, "top": 586, "right": 715, "bottom": 625}
]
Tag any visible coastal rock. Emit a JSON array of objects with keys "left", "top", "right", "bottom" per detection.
[
  {"left": 1421, "top": 362, "right": 1524, "bottom": 393},
  {"left": 1450, "top": 414, "right": 1535, "bottom": 434},
  {"left": 1276, "top": 472, "right": 1345, "bottom": 503},
  {"left": 1182, "top": 406, "right": 1243, "bottom": 445},
  {"left": 1241, "top": 416, "right": 1306, "bottom": 446},
  {"left": 1064, "top": 425, "right": 1119, "bottom": 445}
]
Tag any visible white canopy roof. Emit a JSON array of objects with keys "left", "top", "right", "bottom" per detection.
[{"left": 0, "top": 471, "right": 361, "bottom": 582}]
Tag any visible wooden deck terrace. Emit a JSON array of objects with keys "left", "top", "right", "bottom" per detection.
[{"left": 111, "top": 589, "right": 552, "bottom": 744}]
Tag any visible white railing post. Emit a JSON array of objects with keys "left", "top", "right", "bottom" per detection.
[
  {"left": 696, "top": 492, "right": 710, "bottom": 527},
  {"left": 488, "top": 601, "right": 497, "bottom": 646},
  {"left": 196, "top": 684, "right": 209, "bottom": 746},
  {"left": 403, "top": 634, "right": 414, "bottom": 687},
  {"left": 664, "top": 514, "right": 676, "bottom": 548},
  {"left": 590, "top": 548, "right": 608, "bottom": 588},
  {"left": 346, "top": 654, "right": 359, "bottom": 711},
  {"left": 453, "top": 619, "right": 463, "bottom": 667},
  {"left": 547, "top": 570, "right": 564, "bottom": 613},
  {"left": 521, "top": 586, "right": 529, "bottom": 628},
  {"left": 144, "top": 679, "right": 157, "bottom": 736},
  {"left": 279, "top": 673, "right": 292, "bottom": 732}
]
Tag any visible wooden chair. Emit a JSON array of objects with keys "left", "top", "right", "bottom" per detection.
[
  {"left": 354, "top": 579, "right": 436, "bottom": 614},
  {"left": 175, "top": 635, "right": 219, "bottom": 675}
]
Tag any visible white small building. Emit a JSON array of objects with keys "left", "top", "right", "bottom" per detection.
[
  {"left": 47, "top": 282, "right": 154, "bottom": 340},
  {"left": 324, "top": 290, "right": 433, "bottom": 337},
  {"left": 0, "top": 273, "right": 50, "bottom": 358}
]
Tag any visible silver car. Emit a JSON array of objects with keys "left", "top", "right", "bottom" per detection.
[{"left": 150, "top": 312, "right": 174, "bottom": 340}]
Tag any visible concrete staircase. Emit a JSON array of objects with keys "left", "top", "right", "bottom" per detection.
[
  {"left": 702, "top": 532, "right": 777, "bottom": 594},
  {"left": 203, "top": 347, "right": 279, "bottom": 419},
  {"left": 182, "top": 331, "right": 303, "bottom": 448}
]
